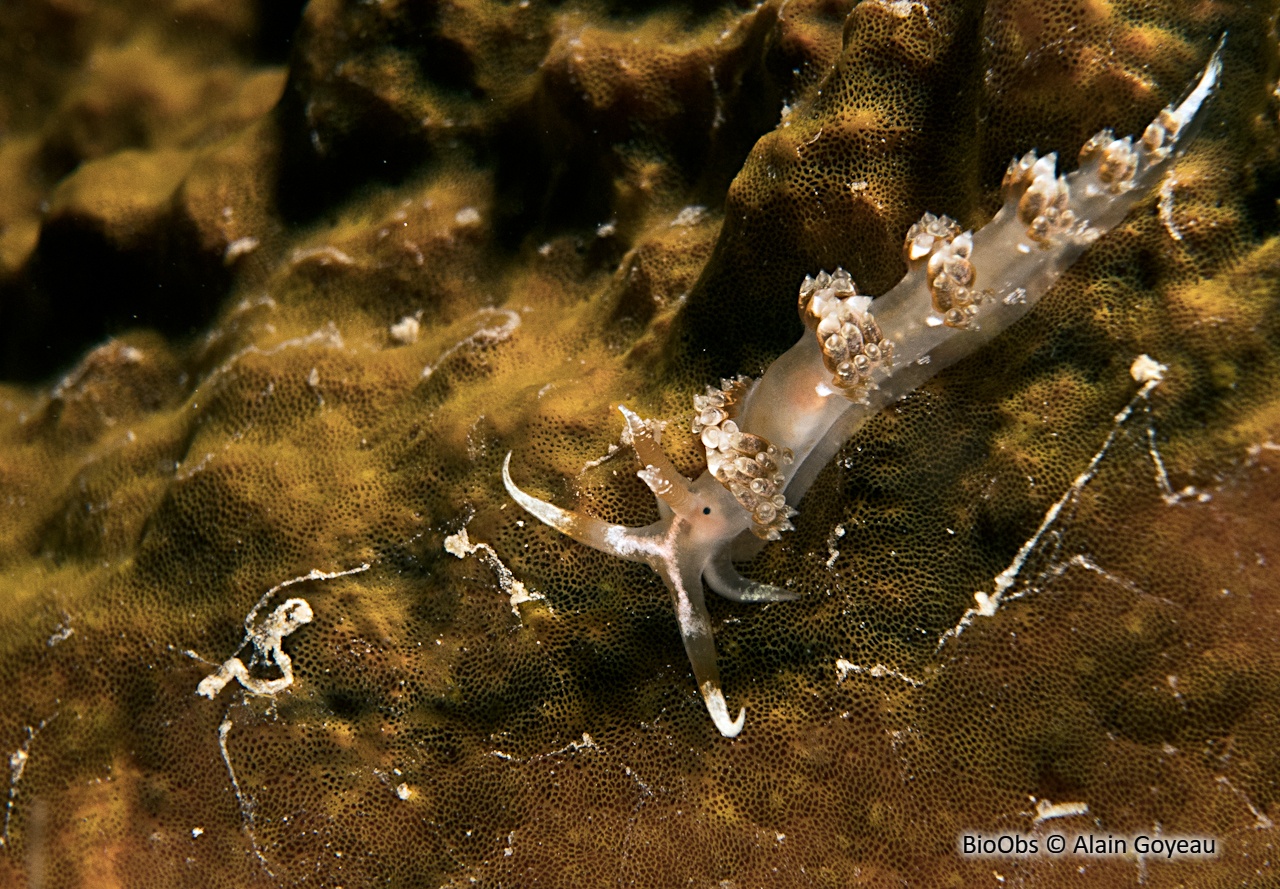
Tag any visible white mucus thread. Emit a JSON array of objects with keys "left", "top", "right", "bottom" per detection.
[
  {"left": 1216, "top": 775, "right": 1275, "bottom": 830},
  {"left": 939, "top": 357, "right": 1168, "bottom": 647},
  {"left": 2, "top": 717, "right": 53, "bottom": 848},
  {"left": 196, "top": 563, "right": 370, "bottom": 699},
  {"left": 1032, "top": 798, "right": 1090, "bottom": 824},
  {"left": 835, "top": 658, "right": 924, "bottom": 687},
  {"left": 217, "top": 714, "right": 272, "bottom": 874},
  {"left": 444, "top": 526, "right": 545, "bottom": 617},
  {"left": 421, "top": 308, "right": 521, "bottom": 381}
]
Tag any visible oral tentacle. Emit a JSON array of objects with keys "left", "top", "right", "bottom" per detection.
[
  {"left": 501, "top": 452, "right": 662, "bottom": 562},
  {"left": 653, "top": 549, "right": 745, "bottom": 738}
]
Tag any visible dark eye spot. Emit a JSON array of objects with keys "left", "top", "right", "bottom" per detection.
[{"left": 703, "top": 507, "right": 711, "bottom": 515}]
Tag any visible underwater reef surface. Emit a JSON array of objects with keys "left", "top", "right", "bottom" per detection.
[{"left": 1, "top": 0, "right": 1279, "bottom": 885}]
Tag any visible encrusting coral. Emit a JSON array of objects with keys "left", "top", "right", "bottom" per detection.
[{"left": 1, "top": 0, "right": 1279, "bottom": 886}]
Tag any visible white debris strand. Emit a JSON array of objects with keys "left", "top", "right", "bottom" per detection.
[
  {"left": 389, "top": 314, "right": 421, "bottom": 345},
  {"left": 289, "top": 245, "right": 355, "bottom": 267},
  {"left": 671, "top": 205, "right": 707, "bottom": 227},
  {"left": 218, "top": 716, "right": 272, "bottom": 873},
  {"left": 1099, "top": 355, "right": 1205, "bottom": 506},
  {"left": 46, "top": 616, "right": 73, "bottom": 647},
  {"left": 2, "top": 718, "right": 52, "bottom": 848},
  {"left": 2, "top": 747, "right": 28, "bottom": 848},
  {"left": 489, "top": 732, "right": 598, "bottom": 764},
  {"left": 1157, "top": 174, "right": 1184, "bottom": 242},
  {"left": 1217, "top": 776, "right": 1275, "bottom": 830},
  {"left": 825, "top": 523, "right": 845, "bottom": 570},
  {"left": 195, "top": 322, "right": 348, "bottom": 402},
  {"left": 579, "top": 443, "right": 621, "bottom": 472},
  {"left": 1125, "top": 356, "right": 1208, "bottom": 505},
  {"left": 421, "top": 308, "right": 521, "bottom": 381},
  {"left": 835, "top": 658, "right": 925, "bottom": 687},
  {"left": 1032, "top": 798, "right": 1090, "bottom": 825},
  {"left": 197, "top": 599, "right": 313, "bottom": 698},
  {"left": 1129, "top": 353, "right": 1167, "bottom": 384},
  {"left": 939, "top": 357, "right": 1168, "bottom": 647},
  {"left": 445, "top": 527, "right": 544, "bottom": 616},
  {"left": 223, "top": 236, "right": 260, "bottom": 264},
  {"left": 196, "top": 563, "right": 370, "bottom": 698}
]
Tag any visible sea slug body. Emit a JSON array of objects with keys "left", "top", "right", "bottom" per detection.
[{"left": 504, "top": 44, "right": 1224, "bottom": 737}]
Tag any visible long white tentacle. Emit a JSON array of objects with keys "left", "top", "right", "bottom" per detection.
[
  {"left": 502, "top": 453, "right": 662, "bottom": 561},
  {"left": 655, "top": 551, "right": 745, "bottom": 737}
]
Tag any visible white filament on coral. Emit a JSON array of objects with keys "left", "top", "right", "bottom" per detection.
[
  {"left": 490, "top": 732, "right": 599, "bottom": 765},
  {"left": 389, "top": 313, "right": 422, "bottom": 345},
  {"left": 939, "top": 358, "right": 1169, "bottom": 647},
  {"left": 1216, "top": 775, "right": 1276, "bottom": 830},
  {"left": 1, "top": 717, "right": 54, "bottom": 849},
  {"left": 223, "top": 236, "right": 260, "bottom": 264},
  {"left": 198, "top": 565, "right": 371, "bottom": 877},
  {"left": 217, "top": 714, "right": 273, "bottom": 874},
  {"left": 444, "top": 525, "right": 546, "bottom": 617},
  {"left": 421, "top": 308, "right": 521, "bottom": 381},
  {"left": 835, "top": 658, "right": 924, "bottom": 687},
  {"left": 196, "top": 598, "right": 314, "bottom": 699},
  {"left": 1032, "top": 798, "right": 1090, "bottom": 825},
  {"left": 289, "top": 245, "right": 355, "bottom": 267},
  {"left": 196, "top": 563, "right": 370, "bottom": 698}
]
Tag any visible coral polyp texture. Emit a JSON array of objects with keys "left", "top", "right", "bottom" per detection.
[{"left": 0, "top": 0, "right": 1278, "bottom": 887}]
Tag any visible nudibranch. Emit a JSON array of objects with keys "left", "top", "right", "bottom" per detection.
[{"left": 504, "top": 45, "right": 1223, "bottom": 737}]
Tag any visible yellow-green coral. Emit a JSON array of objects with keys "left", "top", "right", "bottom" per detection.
[{"left": 1, "top": 0, "right": 1279, "bottom": 886}]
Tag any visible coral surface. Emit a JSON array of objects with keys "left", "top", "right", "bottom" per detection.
[{"left": 1, "top": 0, "right": 1278, "bottom": 886}]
